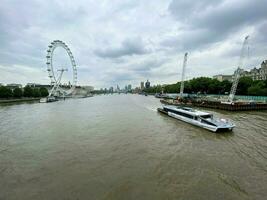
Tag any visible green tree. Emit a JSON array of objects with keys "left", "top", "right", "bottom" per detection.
[
  {"left": 13, "top": 87, "right": 23, "bottom": 98},
  {"left": 248, "top": 81, "right": 267, "bottom": 96},
  {"left": 220, "top": 80, "right": 232, "bottom": 94},
  {"left": 190, "top": 77, "right": 212, "bottom": 94},
  {"left": 32, "top": 88, "right": 41, "bottom": 97},
  {"left": 39, "top": 87, "right": 49, "bottom": 97},
  {"left": 236, "top": 77, "right": 253, "bottom": 95},
  {"left": 0, "top": 86, "right": 13, "bottom": 98},
  {"left": 208, "top": 79, "right": 221, "bottom": 94},
  {"left": 23, "top": 86, "right": 33, "bottom": 97}
]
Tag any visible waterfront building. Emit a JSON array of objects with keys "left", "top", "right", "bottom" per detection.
[
  {"left": 213, "top": 75, "right": 233, "bottom": 82},
  {"left": 26, "top": 83, "right": 51, "bottom": 88},
  {"left": 214, "top": 60, "right": 267, "bottom": 82},
  {"left": 140, "top": 82, "right": 144, "bottom": 90},
  {"left": 6, "top": 83, "right": 23, "bottom": 90},
  {"left": 6, "top": 83, "right": 22, "bottom": 88},
  {"left": 145, "top": 80, "right": 150, "bottom": 88},
  {"left": 239, "top": 60, "right": 267, "bottom": 81},
  {"left": 26, "top": 83, "right": 42, "bottom": 87},
  {"left": 26, "top": 83, "right": 51, "bottom": 91},
  {"left": 81, "top": 86, "right": 94, "bottom": 93}
]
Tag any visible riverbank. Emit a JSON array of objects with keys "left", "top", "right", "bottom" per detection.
[{"left": 0, "top": 97, "right": 40, "bottom": 104}]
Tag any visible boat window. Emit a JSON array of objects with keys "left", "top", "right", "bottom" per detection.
[
  {"left": 201, "top": 115, "right": 212, "bottom": 119},
  {"left": 201, "top": 118, "right": 215, "bottom": 126},
  {"left": 165, "top": 108, "right": 194, "bottom": 119},
  {"left": 181, "top": 107, "right": 194, "bottom": 112}
]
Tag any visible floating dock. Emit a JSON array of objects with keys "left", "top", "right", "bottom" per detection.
[{"left": 160, "top": 99, "right": 267, "bottom": 111}]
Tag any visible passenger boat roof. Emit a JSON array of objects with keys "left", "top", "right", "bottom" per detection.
[{"left": 164, "top": 105, "right": 211, "bottom": 116}]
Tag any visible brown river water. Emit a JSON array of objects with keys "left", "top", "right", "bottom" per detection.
[{"left": 0, "top": 94, "right": 266, "bottom": 200}]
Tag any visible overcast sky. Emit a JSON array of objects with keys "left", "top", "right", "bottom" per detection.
[{"left": 0, "top": 0, "right": 266, "bottom": 88}]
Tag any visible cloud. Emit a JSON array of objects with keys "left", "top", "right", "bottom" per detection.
[
  {"left": 165, "top": 0, "right": 267, "bottom": 51},
  {"left": 94, "top": 37, "right": 150, "bottom": 58},
  {"left": 0, "top": 0, "right": 266, "bottom": 88}
]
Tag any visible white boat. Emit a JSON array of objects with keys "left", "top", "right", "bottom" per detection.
[
  {"left": 158, "top": 105, "right": 235, "bottom": 132},
  {"left": 39, "top": 96, "right": 58, "bottom": 103}
]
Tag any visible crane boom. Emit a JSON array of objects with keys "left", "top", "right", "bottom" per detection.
[
  {"left": 180, "top": 52, "right": 188, "bottom": 97},
  {"left": 228, "top": 35, "right": 249, "bottom": 103}
]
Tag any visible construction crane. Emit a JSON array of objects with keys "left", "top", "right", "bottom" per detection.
[
  {"left": 179, "top": 52, "right": 188, "bottom": 97},
  {"left": 228, "top": 35, "right": 249, "bottom": 103}
]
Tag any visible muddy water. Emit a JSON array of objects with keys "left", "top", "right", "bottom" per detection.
[{"left": 0, "top": 94, "right": 266, "bottom": 200}]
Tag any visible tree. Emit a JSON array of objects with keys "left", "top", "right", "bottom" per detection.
[
  {"left": 220, "top": 80, "right": 232, "bottom": 94},
  {"left": 32, "top": 88, "right": 41, "bottom": 97},
  {"left": 13, "top": 87, "right": 23, "bottom": 98},
  {"left": 236, "top": 77, "right": 253, "bottom": 95},
  {"left": 23, "top": 86, "right": 33, "bottom": 97},
  {"left": 40, "top": 87, "right": 49, "bottom": 97},
  {"left": 0, "top": 86, "right": 13, "bottom": 98},
  {"left": 208, "top": 79, "right": 221, "bottom": 94},
  {"left": 248, "top": 81, "right": 267, "bottom": 96}
]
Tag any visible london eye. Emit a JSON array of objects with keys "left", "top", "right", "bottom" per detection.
[{"left": 46, "top": 40, "right": 77, "bottom": 97}]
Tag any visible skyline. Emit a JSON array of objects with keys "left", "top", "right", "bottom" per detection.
[{"left": 0, "top": 0, "right": 267, "bottom": 89}]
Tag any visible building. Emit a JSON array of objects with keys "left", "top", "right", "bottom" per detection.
[
  {"left": 6, "top": 84, "right": 22, "bottom": 90},
  {"left": 26, "top": 83, "right": 51, "bottom": 90},
  {"left": 239, "top": 60, "right": 267, "bottom": 80},
  {"left": 127, "top": 84, "right": 132, "bottom": 91},
  {"left": 82, "top": 86, "right": 94, "bottom": 91},
  {"left": 213, "top": 75, "right": 233, "bottom": 82},
  {"left": 140, "top": 82, "right": 144, "bottom": 90},
  {"left": 214, "top": 60, "right": 267, "bottom": 82},
  {"left": 145, "top": 80, "right": 150, "bottom": 88},
  {"left": 81, "top": 86, "right": 94, "bottom": 93}
]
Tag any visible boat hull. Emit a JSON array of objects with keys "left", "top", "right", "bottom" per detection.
[{"left": 39, "top": 97, "right": 58, "bottom": 103}]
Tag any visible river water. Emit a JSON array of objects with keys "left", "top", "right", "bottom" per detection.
[{"left": 0, "top": 94, "right": 266, "bottom": 200}]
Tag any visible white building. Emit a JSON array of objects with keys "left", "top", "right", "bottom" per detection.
[{"left": 239, "top": 60, "right": 267, "bottom": 80}]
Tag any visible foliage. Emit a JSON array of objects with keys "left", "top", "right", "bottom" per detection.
[
  {"left": 39, "top": 87, "right": 49, "bottom": 97},
  {"left": 0, "top": 86, "right": 13, "bottom": 98},
  {"left": 23, "top": 86, "right": 33, "bottom": 97},
  {"left": 32, "top": 88, "right": 41, "bottom": 97},
  {"left": 143, "top": 76, "right": 267, "bottom": 96},
  {"left": 13, "top": 87, "right": 23, "bottom": 98},
  {"left": 0, "top": 86, "right": 49, "bottom": 98},
  {"left": 236, "top": 77, "right": 253, "bottom": 95},
  {"left": 248, "top": 81, "right": 267, "bottom": 96}
]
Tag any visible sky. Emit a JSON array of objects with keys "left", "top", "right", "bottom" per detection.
[{"left": 0, "top": 0, "right": 266, "bottom": 89}]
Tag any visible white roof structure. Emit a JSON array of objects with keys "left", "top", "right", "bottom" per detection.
[{"left": 164, "top": 105, "right": 211, "bottom": 116}]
